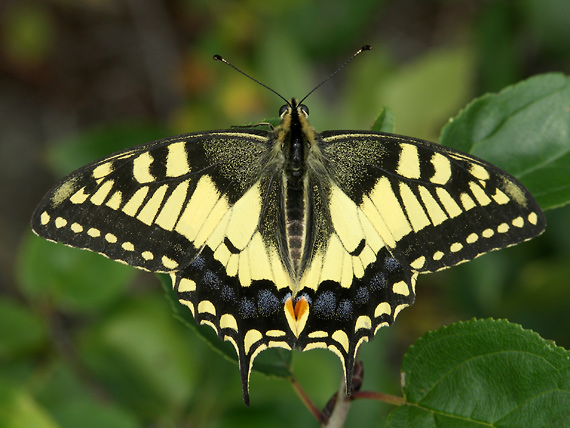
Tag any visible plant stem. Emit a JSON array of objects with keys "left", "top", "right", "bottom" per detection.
[
  {"left": 290, "top": 376, "right": 324, "bottom": 424},
  {"left": 351, "top": 390, "right": 405, "bottom": 406},
  {"left": 322, "top": 380, "right": 352, "bottom": 428}
]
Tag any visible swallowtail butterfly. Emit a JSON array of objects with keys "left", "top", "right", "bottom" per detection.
[{"left": 32, "top": 46, "right": 545, "bottom": 405}]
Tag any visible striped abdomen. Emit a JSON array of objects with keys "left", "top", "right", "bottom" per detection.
[{"left": 284, "top": 176, "right": 308, "bottom": 273}]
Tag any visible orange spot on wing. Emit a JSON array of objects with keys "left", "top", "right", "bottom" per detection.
[
  {"left": 284, "top": 296, "right": 295, "bottom": 318},
  {"left": 283, "top": 295, "right": 310, "bottom": 338},
  {"left": 294, "top": 297, "right": 309, "bottom": 319}
]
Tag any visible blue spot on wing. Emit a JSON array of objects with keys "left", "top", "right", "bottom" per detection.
[
  {"left": 355, "top": 286, "right": 369, "bottom": 304},
  {"left": 221, "top": 285, "right": 235, "bottom": 301},
  {"left": 257, "top": 289, "right": 279, "bottom": 316},
  {"left": 337, "top": 299, "right": 352, "bottom": 319},
  {"left": 203, "top": 270, "right": 220, "bottom": 289},
  {"left": 314, "top": 291, "right": 336, "bottom": 319},
  {"left": 384, "top": 257, "right": 400, "bottom": 272},
  {"left": 370, "top": 272, "right": 386, "bottom": 290},
  {"left": 239, "top": 298, "right": 257, "bottom": 319}
]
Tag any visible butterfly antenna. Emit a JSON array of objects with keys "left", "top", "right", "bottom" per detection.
[
  {"left": 213, "top": 54, "right": 291, "bottom": 106},
  {"left": 299, "top": 45, "right": 372, "bottom": 105}
]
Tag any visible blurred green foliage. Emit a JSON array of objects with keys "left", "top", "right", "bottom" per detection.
[{"left": 3, "top": 0, "right": 570, "bottom": 427}]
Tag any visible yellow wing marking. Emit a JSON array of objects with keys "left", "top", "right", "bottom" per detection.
[
  {"left": 197, "top": 300, "right": 216, "bottom": 315},
  {"left": 54, "top": 217, "right": 67, "bottom": 228},
  {"left": 155, "top": 180, "right": 189, "bottom": 231},
  {"left": 224, "top": 184, "right": 262, "bottom": 250},
  {"left": 396, "top": 144, "right": 420, "bottom": 179},
  {"left": 220, "top": 313, "right": 238, "bottom": 331},
  {"left": 418, "top": 186, "right": 447, "bottom": 225},
  {"left": 331, "top": 330, "right": 350, "bottom": 353},
  {"left": 178, "top": 277, "right": 196, "bottom": 292},
  {"left": 329, "top": 185, "right": 364, "bottom": 252},
  {"left": 166, "top": 142, "right": 191, "bottom": 177},
  {"left": 176, "top": 178, "right": 290, "bottom": 293},
  {"left": 132, "top": 152, "right": 155, "bottom": 183},
  {"left": 512, "top": 216, "right": 524, "bottom": 228},
  {"left": 301, "top": 184, "right": 390, "bottom": 290},
  {"left": 106, "top": 190, "right": 122, "bottom": 210},
  {"left": 92, "top": 161, "right": 114, "bottom": 179},
  {"left": 436, "top": 188, "right": 462, "bottom": 218},
  {"left": 399, "top": 182, "right": 430, "bottom": 232},
  {"left": 69, "top": 186, "right": 90, "bottom": 205},
  {"left": 469, "top": 163, "right": 490, "bottom": 181},
  {"left": 459, "top": 192, "right": 476, "bottom": 211},
  {"left": 90, "top": 180, "right": 114, "bottom": 206},
  {"left": 429, "top": 152, "right": 451, "bottom": 185},
  {"left": 469, "top": 181, "right": 492, "bottom": 206},
  {"left": 244, "top": 329, "right": 263, "bottom": 354},
  {"left": 368, "top": 177, "right": 412, "bottom": 241},
  {"left": 319, "top": 234, "right": 344, "bottom": 283},
  {"left": 137, "top": 184, "right": 168, "bottom": 225},
  {"left": 298, "top": 250, "right": 323, "bottom": 291},
  {"left": 175, "top": 175, "right": 226, "bottom": 241},
  {"left": 122, "top": 187, "right": 149, "bottom": 217}
]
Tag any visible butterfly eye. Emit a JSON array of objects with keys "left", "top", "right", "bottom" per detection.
[
  {"left": 279, "top": 105, "right": 289, "bottom": 117},
  {"left": 299, "top": 104, "right": 309, "bottom": 117}
]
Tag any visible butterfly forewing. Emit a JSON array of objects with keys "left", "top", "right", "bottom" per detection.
[
  {"left": 31, "top": 129, "right": 276, "bottom": 273},
  {"left": 319, "top": 131, "right": 546, "bottom": 273}
]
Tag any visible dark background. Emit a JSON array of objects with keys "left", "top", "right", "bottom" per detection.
[{"left": 1, "top": 1, "right": 569, "bottom": 427}]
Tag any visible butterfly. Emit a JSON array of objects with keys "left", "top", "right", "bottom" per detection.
[{"left": 31, "top": 46, "right": 546, "bottom": 405}]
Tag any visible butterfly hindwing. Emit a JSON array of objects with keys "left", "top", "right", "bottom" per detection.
[
  {"left": 170, "top": 167, "right": 297, "bottom": 406},
  {"left": 172, "top": 245, "right": 295, "bottom": 406},
  {"left": 288, "top": 176, "right": 416, "bottom": 390},
  {"left": 296, "top": 248, "right": 417, "bottom": 390}
]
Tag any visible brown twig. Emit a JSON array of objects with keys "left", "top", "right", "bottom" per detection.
[
  {"left": 290, "top": 375, "right": 325, "bottom": 424},
  {"left": 350, "top": 390, "right": 406, "bottom": 406}
]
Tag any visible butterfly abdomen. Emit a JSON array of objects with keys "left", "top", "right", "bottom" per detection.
[{"left": 283, "top": 174, "right": 309, "bottom": 274}]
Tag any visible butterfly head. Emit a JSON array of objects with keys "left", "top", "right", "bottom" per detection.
[
  {"left": 276, "top": 98, "right": 313, "bottom": 136},
  {"left": 278, "top": 98, "right": 310, "bottom": 120},
  {"left": 274, "top": 98, "right": 317, "bottom": 147}
]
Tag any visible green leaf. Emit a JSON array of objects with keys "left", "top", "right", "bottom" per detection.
[
  {"left": 159, "top": 274, "right": 293, "bottom": 379},
  {"left": 387, "top": 319, "right": 570, "bottom": 428},
  {"left": 440, "top": 73, "right": 570, "bottom": 210},
  {"left": 231, "top": 117, "right": 281, "bottom": 130},
  {"left": 0, "top": 298, "right": 47, "bottom": 359},
  {"left": 371, "top": 106, "right": 395, "bottom": 133}
]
